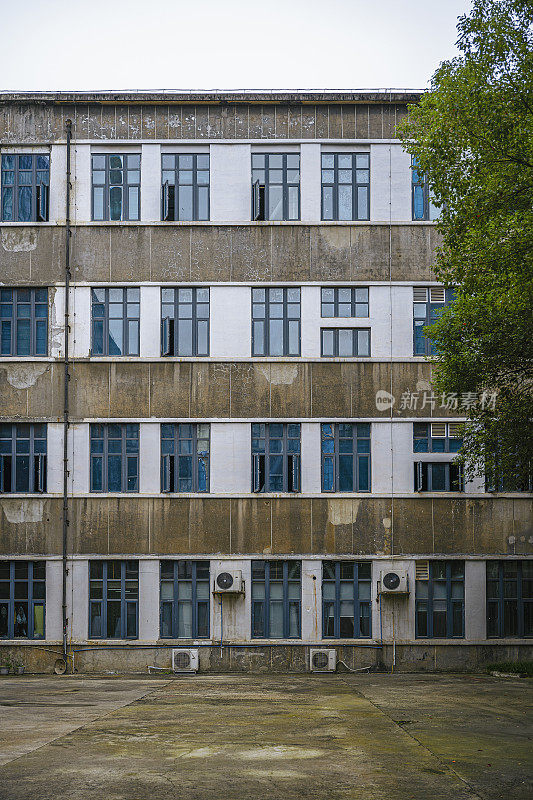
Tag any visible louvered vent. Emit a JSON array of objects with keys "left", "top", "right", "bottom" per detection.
[
  {"left": 413, "top": 288, "right": 428, "bottom": 302},
  {"left": 430, "top": 422, "right": 446, "bottom": 438},
  {"left": 429, "top": 287, "right": 445, "bottom": 303},
  {"left": 448, "top": 422, "right": 462, "bottom": 439},
  {"left": 415, "top": 560, "right": 430, "bottom": 580}
]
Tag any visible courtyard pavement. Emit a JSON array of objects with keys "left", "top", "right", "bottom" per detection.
[{"left": 0, "top": 673, "right": 531, "bottom": 799}]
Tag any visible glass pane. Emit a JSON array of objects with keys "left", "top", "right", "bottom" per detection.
[
  {"left": 338, "top": 329, "right": 354, "bottom": 357},
  {"left": 269, "top": 319, "right": 284, "bottom": 356},
  {"left": 178, "top": 603, "right": 193, "bottom": 638},
  {"left": 18, "top": 186, "right": 32, "bottom": 222},
  {"left": 269, "top": 602, "right": 284, "bottom": 638},
  {"left": 357, "top": 330, "right": 370, "bottom": 356},
  {"left": 268, "top": 185, "right": 283, "bottom": 220},
  {"left": 338, "top": 185, "right": 352, "bottom": 220},
  {"left": 288, "top": 186, "right": 299, "bottom": 220},
  {"left": 109, "top": 187, "right": 122, "bottom": 220},
  {"left": 357, "top": 186, "right": 368, "bottom": 219},
  {"left": 107, "top": 602, "right": 122, "bottom": 638},
  {"left": 322, "top": 330, "right": 334, "bottom": 356}
]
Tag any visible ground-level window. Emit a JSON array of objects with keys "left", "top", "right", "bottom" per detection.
[
  {"left": 252, "top": 560, "right": 301, "bottom": 639},
  {"left": 89, "top": 560, "right": 138, "bottom": 639},
  {"left": 486, "top": 561, "right": 533, "bottom": 638},
  {"left": 160, "top": 560, "right": 210, "bottom": 639},
  {"left": 322, "top": 561, "right": 371, "bottom": 638},
  {"left": 0, "top": 561, "right": 45, "bottom": 639},
  {"left": 416, "top": 561, "right": 464, "bottom": 638}
]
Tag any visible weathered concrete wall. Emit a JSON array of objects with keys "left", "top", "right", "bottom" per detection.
[
  {"left": 0, "top": 497, "right": 531, "bottom": 556},
  {"left": 0, "top": 223, "right": 440, "bottom": 284},
  {"left": 0, "top": 101, "right": 410, "bottom": 142},
  {"left": 1, "top": 642, "right": 531, "bottom": 675},
  {"left": 0, "top": 361, "right": 446, "bottom": 420}
]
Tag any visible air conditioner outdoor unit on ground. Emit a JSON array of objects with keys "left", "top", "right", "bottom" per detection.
[
  {"left": 172, "top": 648, "right": 199, "bottom": 673},
  {"left": 379, "top": 570, "right": 409, "bottom": 595},
  {"left": 309, "top": 648, "right": 337, "bottom": 673},
  {"left": 213, "top": 570, "right": 244, "bottom": 593}
]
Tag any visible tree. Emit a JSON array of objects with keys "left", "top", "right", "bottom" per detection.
[{"left": 399, "top": 0, "right": 533, "bottom": 489}]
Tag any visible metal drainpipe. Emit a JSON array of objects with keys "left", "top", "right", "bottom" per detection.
[{"left": 62, "top": 119, "right": 72, "bottom": 669}]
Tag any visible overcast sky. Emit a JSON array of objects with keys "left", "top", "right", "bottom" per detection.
[{"left": 1, "top": 0, "right": 471, "bottom": 92}]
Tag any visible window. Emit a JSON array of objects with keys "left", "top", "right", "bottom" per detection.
[
  {"left": 252, "top": 287, "right": 300, "bottom": 356},
  {"left": 160, "top": 560, "right": 210, "bottom": 638},
  {"left": 161, "top": 288, "right": 209, "bottom": 357},
  {"left": 413, "top": 287, "right": 454, "bottom": 356},
  {"left": 92, "top": 154, "right": 140, "bottom": 221},
  {"left": 0, "top": 288, "right": 48, "bottom": 356},
  {"left": 487, "top": 561, "right": 533, "bottom": 638},
  {"left": 321, "top": 153, "right": 369, "bottom": 220},
  {"left": 251, "top": 560, "right": 301, "bottom": 638},
  {"left": 321, "top": 287, "right": 369, "bottom": 318},
  {"left": 0, "top": 424, "right": 46, "bottom": 494},
  {"left": 161, "top": 154, "right": 209, "bottom": 221},
  {"left": 413, "top": 423, "right": 463, "bottom": 453},
  {"left": 90, "top": 424, "right": 139, "bottom": 493},
  {"left": 252, "top": 153, "right": 300, "bottom": 220},
  {"left": 411, "top": 158, "right": 438, "bottom": 221},
  {"left": 1, "top": 154, "right": 49, "bottom": 222},
  {"left": 322, "top": 561, "right": 371, "bottom": 638},
  {"left": 89, "top": 560, "right": 138, "bottom": 639},
  {"left": 91, "top": 287, "right": 140, "bottom": 356},
  {"left": 252, "top": 423, "right": 300, "bottom": 493},
  {"left": 416, "top": 561, "right": 464, "bottom": 638},
  {"left": 321, "top": 329, "right": 370, "bottom": 357},
  {"left": 414, "top": 461, "right": 463, "bottom": 492},
  {"left": 321, "top": 424, "right": 371, "bottom": 492},
  {"left": 0, "top": 561, "right": 45, "bottom": 639},
  {"left": 161, "top": 424, "right": 210, "bottom": 493}
]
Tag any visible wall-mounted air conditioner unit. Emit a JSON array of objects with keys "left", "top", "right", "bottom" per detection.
[
  {"left": 309, "top": 649, "right": 336, "bottom": 673},
  {"left": 379, "top": 570, "right": 409, "bottom": 595},
  {"left": 213, "top": 570, "right": 244, "bottom": 593},
  {"left": 172, "top": 648, "right": 199, "bottom": 673}
]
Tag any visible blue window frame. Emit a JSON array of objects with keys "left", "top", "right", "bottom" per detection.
[
  {"left": 321, "top": 423, "right": 370, "bottom": 492},
  {"left": 487, "top": 561, "right": 533, "bottom": 638},
  {"left": 89, "top": 560, "right": 138, "bottom": 639},
  {"left": 92, "top": 154, "right": 140, "bottom": 221},
  {"left": 0, "top": 561, "right": 45, "bottom": 639},
  {"left": 411, "top": 157, "right": 438, "bottom": 221},
  {"left": 1, "top": 154, "right": 50, "bottom": 222},
  {"left": 416, "top": 561, "right": 464, "bottom": 638},
  {"left": 252, "top": 153, "right": 300, "bottom": 221},
  {"left": 413, "top": 287, "right": 454, "bottom": 356},
  {"left": 161, "top": 424, "right": 210, "bottom": 493},
  {"left": 321, "top": 287, "right": 369, "bottom": 318},
  {"left": 90, "top": 424, "right": 139, "bottom": 493},
  {"left": 161, "top": 287, "right": 209, "bottom": 357},
  {"left": 160, "top": 560, "right": 210, "bottom": 639},
  {"left": 0, "top": 288, "right": 48, "bottom": 356},
  {"left": 252, "top": 287, "right": 301, "bottom": 357},
  {"left": 161, "top": 154, "right": 210, "bottom": 221},
  {"left": 0, "top": 423, "right": 47, "bottom": 494},
  {"left": 414, "top": 461, "right": 463, "bottom": 492},
  {"left": 413, "top": 423, "right": 463, "bottom": 453},
  {"left": 91, "top": 287, "right": 140, "bottom": 356},
  {"left": 251, "top": 560, "right": 301, "bottom": 639},
  {"left": 252, "top": 423, "right": 300, "bottom": 493},
  {"left": 322, "top": 561, "right": 371, "bottom": 639},
  {"left": 321, "top": 329, "right": 370, "bottom": 357},
  {"left": 321, "top": 153, "right": 369, "bottom": 221}
]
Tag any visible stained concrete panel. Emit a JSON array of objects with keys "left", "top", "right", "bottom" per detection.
[
  {"left": 108, "top": 363, "right": 150, "bottom": 418},
  {"left": 190, "top": 226, "right": 232, "bottom": 281},
  {"left": 149, "top": 362, "right": 191, "bottom": 418},
  {"left": 310, "top": 226, "right": 351, "bottom": 281},
  {"left": 149, "top": 226, "right": 191, "bottom": 282},
  {"left": 230, "top": 498, "right": 271, "bottom": 554},
  {"left": 229, "top": 363, "right": 271, "bottom": 418}
]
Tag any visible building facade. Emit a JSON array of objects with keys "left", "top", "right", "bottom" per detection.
[{"left": 0, "top": 91, "right": 531, "bottom": 673}]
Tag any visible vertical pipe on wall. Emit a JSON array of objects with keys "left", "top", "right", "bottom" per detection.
[{"left": 62, "top": 119, "right": 72, "bottom": 668}]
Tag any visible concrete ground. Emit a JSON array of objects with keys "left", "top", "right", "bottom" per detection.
[{"left": 0, "top": 674, "right": 531, "bottom": 800}]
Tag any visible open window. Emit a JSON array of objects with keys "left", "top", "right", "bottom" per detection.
[
  {"left": 36, "top": 183, "right": 49, "bottom": 222},
  {"left": 162, "top": 180, "right": 175, "bottom": 222},
  {"left": 252, "top": 453, "right": 266, "bottom": 492},
  {"left": 252, "top": 179, "right": 265, "bottom": 221}
]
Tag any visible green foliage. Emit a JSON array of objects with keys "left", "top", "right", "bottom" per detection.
[
  {"left": 486, "top": 661, "right": 533, "bottom": 676},
  {"left": 399, "top": 0, "right": 533, "bottom": 486}
]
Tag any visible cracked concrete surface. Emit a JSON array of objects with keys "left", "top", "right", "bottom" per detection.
[{"left": 0, "top": 673, "right": 531, "bottom": 799}]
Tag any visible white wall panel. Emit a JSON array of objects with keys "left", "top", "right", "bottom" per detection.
[{"left": 210, "top": 144, "right": 251, "bottom": 221}]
